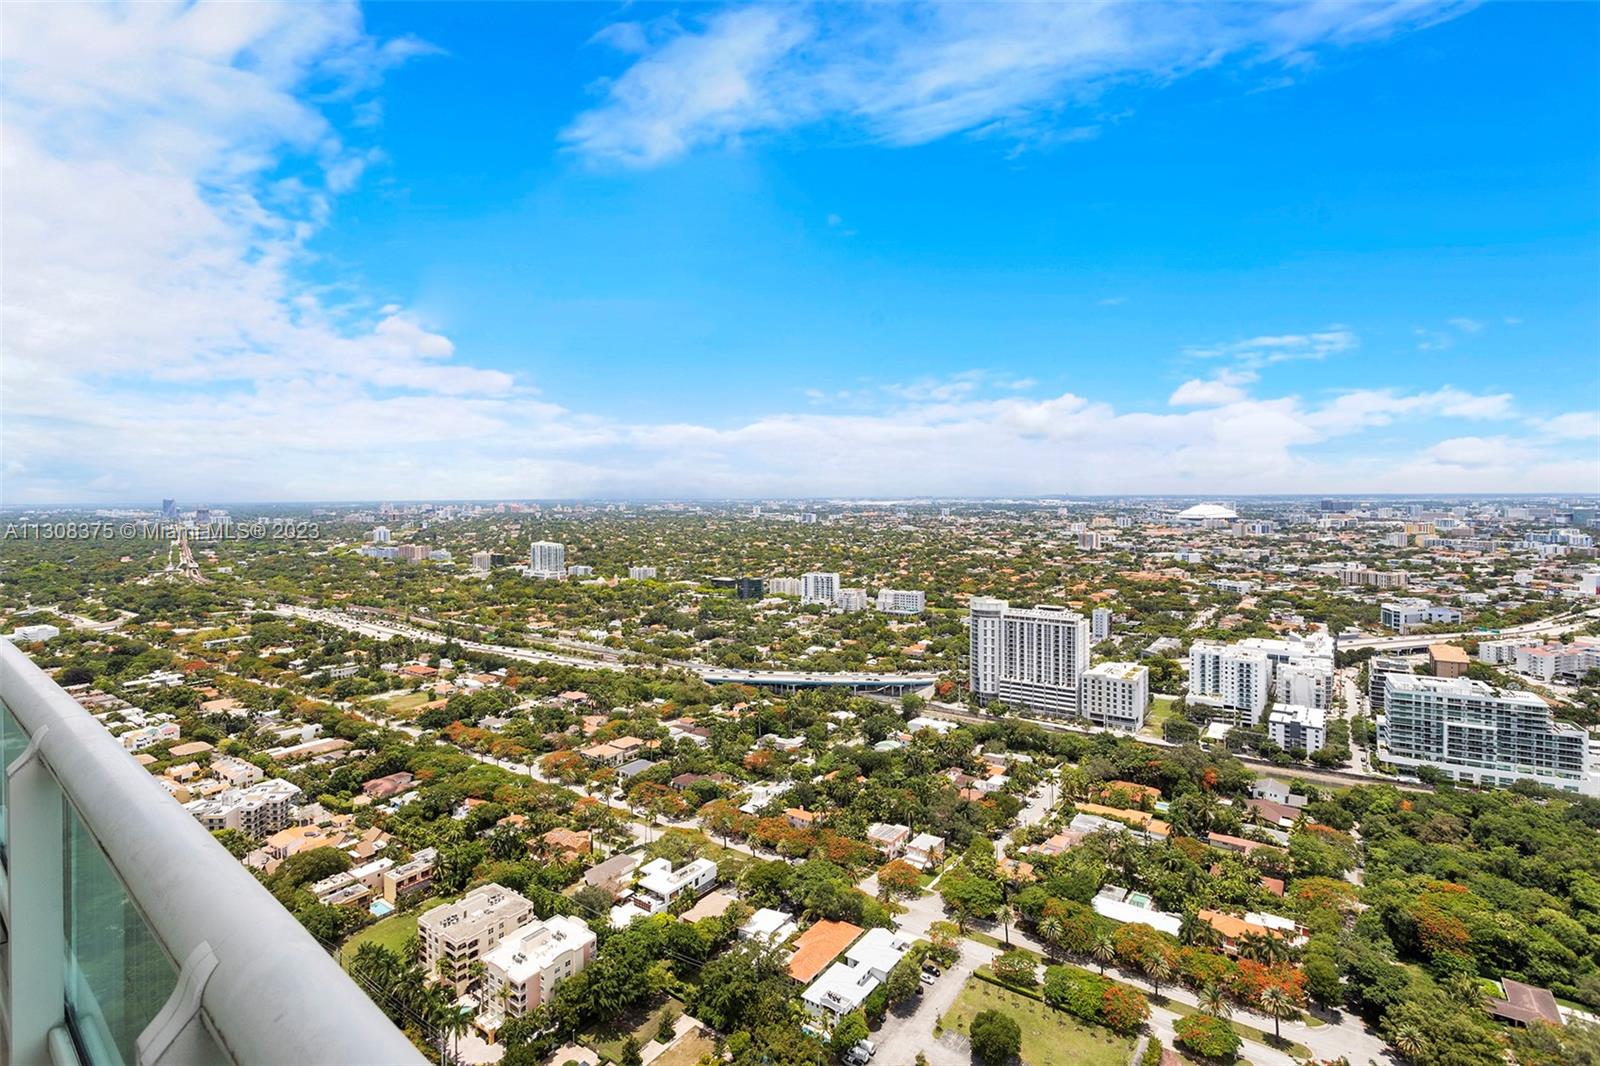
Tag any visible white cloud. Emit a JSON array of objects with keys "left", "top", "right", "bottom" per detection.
[
  {"left": 1532, "top": 412, "right": 1600, "bottom": 440},
  {"left": 1184, "top": 329, "right": 1358, "bottom": 366},
  {"left": 1447, "top": 316, "right": 1483, "bottom": 333},
  {"left": 563, "top": 3, "right": 1469, "bottom": 166},
  {"left": 4, "top": 1, "right": 1592, "bottom": 504},
  {"left": 1169, "top": 368, "right": 1259, "bottom": 407},
  {"left": 1413, "top": 328, "right": 1453, "bottom": 351}
]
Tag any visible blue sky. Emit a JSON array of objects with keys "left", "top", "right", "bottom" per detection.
[{"left": 2, "top": 1, "right": 1597, "bottom": 501}]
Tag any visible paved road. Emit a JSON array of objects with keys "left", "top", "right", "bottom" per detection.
[
  {"left": 1337, "top": 609, "right": 1598, "bottom": 651},
  {"left": 277, "top": 604, "right": 938, "bottom": 690}
]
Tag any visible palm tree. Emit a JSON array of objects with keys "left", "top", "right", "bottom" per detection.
[
  {"left": 1258, "top": 985, "right": 1297, "bottom": 1044},
  {"left": 1442, "top": 973, "right": 1486, "bottom": 1009},
  {"left": 1143, "top": 948, "right": 1173, "bottom": 999},
  {"left": 1038, "top": 915, "right": 1066, "bottom": 960},
  {"left": 1390, "top": 1023, "right": 1425, "bottom": 1061},
  {"left": 1199, "top": 982, "right": 1232, "bottom": 1019},
  {"left": 1090, "top": 933, "right": 1116, "bottom": 976}
]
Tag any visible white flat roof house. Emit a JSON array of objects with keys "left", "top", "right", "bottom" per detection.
[
  {"left": 1091, "top": 885, "right": 1182, "bottom": 936},
  {"left": 634, "top": 857, "right": 717, "bottom": 914},
  {"left": 906, "top": 832, "right": 945, "bottom": 870},
  {"left": 844, "top": 927, "right": 911, "bottom": 981},
  {"left": 804, "top": 962, "right": 880, "bottom": 1024},
  {"left": 739, "top": 907, "right": 799, "bottom": 945},
  {"left": 866, "top": 823, "right": 910, "bottom": 856}
]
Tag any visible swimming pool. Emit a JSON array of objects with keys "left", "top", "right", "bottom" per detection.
[
  {"left": 1126, "top": 892, "right": 1152, "bottom": 909},
  {"left": 369, "top": 899, "right": 394, "bottom": 917}
]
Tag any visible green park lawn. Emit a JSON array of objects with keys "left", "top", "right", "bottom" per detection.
[
  {"left": 582, "top": 994, "right": 686, "bottom": 1064},
  {"left": 339, "top": 897, "right": 449, "bottom": 964},
  {"left": 938, "top": 977, "right": 1134, "bottom": 1066},
  {"left": 381, "top": 691, "right": 432, "bottom": 716},
  {"left": 1140, "top": 696, "right": 1178, "bottom": 737}
]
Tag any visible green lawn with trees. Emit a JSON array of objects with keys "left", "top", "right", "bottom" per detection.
[{"left": 939, "top": 977, "right": 1134, "bottom": 1066}]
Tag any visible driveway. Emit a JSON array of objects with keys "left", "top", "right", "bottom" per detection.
[{"left": 875, "top": 939, "right": 996, "bottom": 1066}]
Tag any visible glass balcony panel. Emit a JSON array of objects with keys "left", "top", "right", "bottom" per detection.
[
  {"left": 1, "top": 699, "right": 26, "bottom": 861},
  {"left": 64, "top": 799, "right": 178, "bottom": 1066}
]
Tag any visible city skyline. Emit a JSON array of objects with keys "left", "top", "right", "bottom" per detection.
[{"left": 3, "top": 1, "right": 1597, "bottom": 503}]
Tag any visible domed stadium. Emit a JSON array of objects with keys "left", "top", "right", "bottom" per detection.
[{"left": 1175, "top": 503, "right": 1238, "bottom": 522}]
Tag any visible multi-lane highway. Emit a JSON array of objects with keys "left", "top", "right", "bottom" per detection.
[
  {"left": 1336, "top": 608, "right": 1600, "bottom": 653},
  {"left": 275, "top": 605, "right": 941, "bottom": 693}
]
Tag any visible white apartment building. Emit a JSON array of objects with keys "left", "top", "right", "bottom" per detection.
[
  {"left": 1338, "top": 568, "right": 1409, "bottom": 589},
  {"left": 968, "top": 600, "right": 1089, "bottom": 716},
  {"left": 1381, "top": 598, "right": 1463, "bottom": 632},
  {"left": 527, "top": 540, "right": 566, "bottom": 578},
  {"left": 481, "top": 915, "right": 596, "bottom": 1017},
  {"left": 1079, "top": 662, "right": 1149, "bottom": 732},
  {"left": 419, "top": 884, "right": 538, "bottom": 992},
  {"left": 801, "top": 572, "right": 840, "bottom": 605},
  {"left": 1266, "top": 704, "right": 1327, "bottom": 754},
  {"left": 1378, "top": 675, "right": 1596, "bottom": 794},
  {"left": 835, "top": 588, "right": 868, "bottom": 612},
  {"left": 7, "top": 624, "right": 61, "bottom": 643},
  {"left": 767, "top": 577, "right": 803, "bottom": 596},
  {"left": 121, "top": 721, "right": 180, "bottom": 751},
  {"left": 968, "top": 597, "right": 1007, "bottom": 700},
  {"left": 627, "top": 566, "right": 657, "bottom": 580},
  {"left": 370, "top": 526, "right": 391, "bottom": 544},
  {"left": 1091, "top": 607, "right": 1113, "bottom": 643},
  {"left": 211, "top": 755, "right": 265, "bottom": 788},
  {"left": 875, "top": 588, "right": 926, "bottom": 615},
  {"left": 1188, "top": 642, "right": 1272, "bottom": 725},
  {"left": 184, "top": 779, "right": 301, "bottom": 836},
  {"left": 1368, "top": 656, "right": 1413, "bottom": 711},
  {"left": 1274, "top": 661, "right": 1332, "bottom": 711},
  {"left": 1515, "top": 639, "right": 1600, "bottom": 682}
]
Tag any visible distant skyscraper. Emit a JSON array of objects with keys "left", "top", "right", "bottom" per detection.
[
  {"left": 1091, "top": 607, "right": 1113, "bottom": 642},
  {"left": 968, "top": 599, "right": 1090, "bottom": 716},
  {"left": 801, "top": 572, "right": 839, "bottom": 604},
  {"left": 528, "top": 540, "right": 565, "bottom": 577},
  {"left": 161, "top": 498, "right": 176, "bottom": 518}
]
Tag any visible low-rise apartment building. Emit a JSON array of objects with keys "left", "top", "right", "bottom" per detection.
[
  {"left": 184, "top": 778, "right": 301, "bottom": 835},
  {"left": 418, "top": 884, "right": 538, "bottom": 992},
  {"left": 481, "top": 914, "right": 597, "bottom": 1017}
]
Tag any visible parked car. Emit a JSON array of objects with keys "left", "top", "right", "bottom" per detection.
[{"left": 920, "top": 971, "right": 937, "bottom": 986}]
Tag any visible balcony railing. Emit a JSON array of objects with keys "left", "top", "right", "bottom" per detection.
[{"left": 0, "top": 640, "right": 425, "bottom": 1066}]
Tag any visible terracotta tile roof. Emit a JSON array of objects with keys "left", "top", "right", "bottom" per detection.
[{"left": 787, "top": 920, "right": 863, "bottom": 983}]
